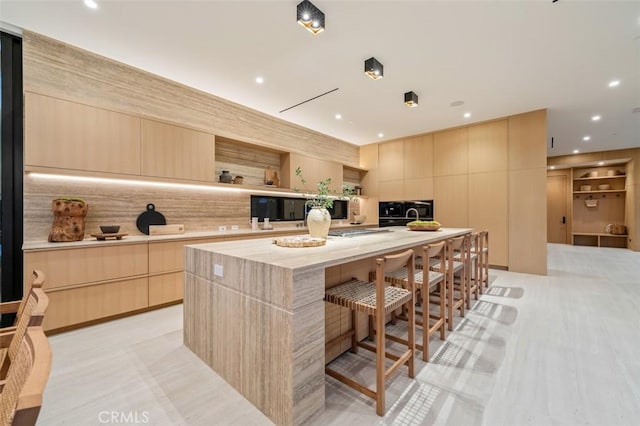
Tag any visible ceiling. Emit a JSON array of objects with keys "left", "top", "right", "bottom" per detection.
[{"left": 1, "top": 0, "right": 639, "bottom": 157}]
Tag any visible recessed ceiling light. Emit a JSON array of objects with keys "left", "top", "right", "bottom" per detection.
[
  {"left": 591, "top": 115, "right": 601, "bottom": 121},
  {"left": 608, "top": 80, "right": 620, "bottom": 87},
  {"left": 598, "top": 161, "right": 605, "bottom": 166},
  {"left": 573, "top": 149, "right": 580, "bottom": 154},
  {"left": 335, "top": 114, "right": 342, "bottom": 120},
  {"left": 84, "top": 0, "right": 98, "bottom": 9},
  {"left": 378, "top": 133, "right": 384, "bottom": 138},
  {"left": 549, "top": 166, "right": 556, "bottom": 170},
  {"left": 255, "top": 76, "right": 264, "bottom": 84},
  {"left": 583, "top": 136, "right": 591, "bottom": 141},
  {"left": 463, "top": 112, "right": 471, "bottom": 118}
]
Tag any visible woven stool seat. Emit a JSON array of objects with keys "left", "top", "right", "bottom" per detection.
[
  {"left": 325, "top": 279, "right": 412, "bottom": 316},
  {"left": 385, "top": 268, "right": 443, "bottom": 292}
]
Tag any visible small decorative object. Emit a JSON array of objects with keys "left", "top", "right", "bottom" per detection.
[
  {"left": 233, "top": 176, "right": 244, "bottom": 184},
  {"left": 606, "top": 224, "right": 626, "bottom": 235},
  {"left": 597, "top": 184, "right": 610, "bottom": 190},
  {"left": 607, "top": 170, "right": 616, "bottom": 177},
  {"left": 219, "top": 170, "right": 233, "bottom": 183},
  {"left": 295, "top": 167, "right": 356, "bottom": 239},
  {"left": 406, "top": 220, "right": 441, "bottom": 231},
  {"left": 584, "top": 199, "right": 598, "bottom": 208},
  {"left": 48, "top": 197, "right": 88, "bottom": 242},
  {"left": 588, "top": 171, "right": 598, "bottom": 178},
  {"left": 264, "top": 166, "right": 279, "bottom": 186},
  {"left": 99, "top": 225, "right": 120, "bottom": 234},
  {"left": 90, "top": 232, "right": 128, "bottom": 241},
  {"left": 354, "top": 186, "right": 363, "bottom": 196},
  {"left": 351, "top": 212, "right": 367, "bottom": 224},
  {"left": 580, "top": 185, "right": 592, "bottom": 191}
]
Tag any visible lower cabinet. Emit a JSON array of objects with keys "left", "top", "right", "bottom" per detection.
[
  {"left": 149, "top": 272, "right": 184, "bottom": 306},
  {"left": 43, "top": 278, "right": 149, "bottom": 331}
]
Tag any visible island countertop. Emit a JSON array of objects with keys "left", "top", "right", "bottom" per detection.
[
  {"left": 185, "top": 226, "right": 472, "bottom": 270},
  {"left": 184, "top": 226, "right": 472, "bottom": 425}
]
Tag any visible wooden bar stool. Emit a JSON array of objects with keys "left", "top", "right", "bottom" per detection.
[
  {"left": 428, "top": 236, "right": 466, "bottom": 331},
  {"left": 457, "top": 233, "right": 480, "bottom": 308},
  {"left": 324, "top": 249, "right": 416, "bottom": 416},
  {"left": 478, "top": 230, "right": 490, "bottom": 292},
  {"left": 384, "top": 241, "right": 447, "bottom": 361}
]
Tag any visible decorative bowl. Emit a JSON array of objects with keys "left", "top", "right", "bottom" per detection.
[
  {"left": 353, "top": 214, "right": 367, "bottom": 224},
  {"left": 100, "top": 225, "right": 120, "bottom": 234},
  {"left": 580, "top": 185, "right": 592, "bottom": 191},
  {"left": 407, "top": 221, "right": 441, "bottom": 231},
  {"left": 598, "top": 184, "right": 610, "bottom": 190},
  {"left": 588, "top": 171, "right": 598, "bottom": 178}
]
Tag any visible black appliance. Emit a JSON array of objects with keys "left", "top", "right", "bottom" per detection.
[
  {"left": 378, "top": 200, "right": 434, "bottom": 227},
  {"left": 251, "top": 195, "right": 348, "bottom": 222}
]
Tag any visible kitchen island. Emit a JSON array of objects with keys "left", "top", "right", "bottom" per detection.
[{"left": 183, "top": 226, "right": 471, "bottom": 425}]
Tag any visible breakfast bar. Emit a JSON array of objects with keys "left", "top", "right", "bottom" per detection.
[{"left": 183, "top": 226, "right": 471, "bottom": 425}]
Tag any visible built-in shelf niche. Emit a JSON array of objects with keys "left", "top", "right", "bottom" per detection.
[{"left": 214, "top": 136, "right": 285, "bottom": 187}]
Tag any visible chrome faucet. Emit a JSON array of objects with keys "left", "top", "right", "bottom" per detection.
[{"left": 405, "top": 208, "right": 419, "bottom": 221}]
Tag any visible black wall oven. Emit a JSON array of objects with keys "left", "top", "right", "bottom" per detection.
[{"left": 378, "top": 200, "right": 434, "bottom": 227}]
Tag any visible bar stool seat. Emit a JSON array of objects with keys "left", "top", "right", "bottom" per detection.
[{"left": 324, "top": 249, "right": 416, "bottom": 416}]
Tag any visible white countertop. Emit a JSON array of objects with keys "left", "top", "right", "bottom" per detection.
[
  {"left": 22, "top": 222, "right": 378, "bottom": 251},
  {"left": 186, "top": 227, "right": 472, "bottom": 270}
]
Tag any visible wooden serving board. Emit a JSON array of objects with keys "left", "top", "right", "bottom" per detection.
[
  {"left": 90, "top": 233, "right": 129, "bottom": 241},
  {"left": 148, "top": 224, "right": 185, "bottom": 235},
  {"left": 273, "top": 236, "right": 326, "bottom": 248}
]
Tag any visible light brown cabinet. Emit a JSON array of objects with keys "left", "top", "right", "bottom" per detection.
[
  {"left": 434, "top": 128, "right": 468, "bottom": 177},
  {"left": 24, "top": 243, "right": 149, "bottom": 331},
  {"left": 25, "top": 92, "right": 141, "bottom": 175},
  {"left": 378, "top": 140, "right": 405, "bottom": 201},
  {"left": 280, "top": 153, "right": 343, "bottom": 193},
  {"left": 141, "top": 119, "right": 215, "bottom": 182}
]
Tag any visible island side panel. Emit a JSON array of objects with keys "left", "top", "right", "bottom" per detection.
[
  {"left": 291, "top": 267, "right": 326, "bottom": 425},
  {"left": 185, "top": 244, "right": 324, "bottom": 425}
]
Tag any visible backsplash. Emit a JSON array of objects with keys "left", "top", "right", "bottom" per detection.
[{"left": 24, "top": 175, "right": 360, "bottom": 241}]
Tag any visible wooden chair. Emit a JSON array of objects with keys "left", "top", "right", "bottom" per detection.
[
  {"left": 0, "top": 271, "right": 46, "bottom": 333},
  {"left": 0, "top": 326, "right": 52, "bottom": 426},
  {"left": 0, "top": 288, "right": 49, "bottom": 379},
  {"left": 384, "top": 241, "right": 447, "bottom": 362},
  {"left": 324, "top": 249, "right": 416, "bottom": 416}
]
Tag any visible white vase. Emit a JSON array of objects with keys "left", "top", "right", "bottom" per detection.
[{"left": 307, "top": 207, "right": 331, "bottom": 239}]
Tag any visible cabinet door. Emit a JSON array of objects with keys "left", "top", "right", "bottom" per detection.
[
  {"left": 434, "top": 128, "right": 468, "bottom": 176},
  {"left": 468, "top": 120, "right": 508, "bottom": 173},
  {"left": 282, "top": 153, "right": 318, "bottom": 191},
  {"left": 434, "top": 175, "right": 468, "bottom": 227},
  {"left": 141, "top": 119, "right": 215, "bottom": 182},
  {"left": 318, "top": 159, "right": 344, "bottom": 193},
  {"left": 24, "top": 244, "right": 148, "bottom": 291},
  {"left": 25, "top": 92, "right": 141, "bottom": 175},
  {"left": 378, "top": 140, "right": 404, "bottom": 181},
  {"left": 404, "top": 135, "right": 433, "bottom": 179},
  {"left": 379, "top": 180, "right": 405, "bottom": 201},
  {"left": 43, "top": 278, "right": 148, "bottom": 331}
]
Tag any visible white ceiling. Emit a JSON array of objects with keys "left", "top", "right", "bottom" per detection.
[{"left": 1, "top": 0, "right": 639, "bottom": 157}]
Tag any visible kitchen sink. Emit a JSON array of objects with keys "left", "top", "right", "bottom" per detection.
[{"left": 328, "top": 229, "right": 391, "bottom": 237}]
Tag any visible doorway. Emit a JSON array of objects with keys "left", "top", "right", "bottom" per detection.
[{"left": 547, "top": 175, "right": 568, "bottom": 244}]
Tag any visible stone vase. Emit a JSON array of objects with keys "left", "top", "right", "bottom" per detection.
[
  {"left": 307, "top": 206, "right": 331, "bottom": 239},
  {"left": 48, "top": 199, "right": 89, "bottom": 242}
]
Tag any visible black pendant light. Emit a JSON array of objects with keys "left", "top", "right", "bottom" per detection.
[
  {"left": 364, "top": 57, "right": 384, "bottom": 80},
  {"left": 404, "top": 91, "right": 419, "bottom": 108},
  {"left": 297, "top": 0, "right": 325, "bottom": 35}
]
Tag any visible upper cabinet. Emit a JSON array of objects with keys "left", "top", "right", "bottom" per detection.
[
  {"left": 25, "top": 92, "right": 141, "bottom": 175},
  {"left": 434, "top": 128, "right": 468, "bottom": 176},
  {"left": 280, "top": 153, "right": 343, "bottom": 193},
  {"left": 378, "top": 140, "right": 404, "bottom": 182},
  {"left": 404, "top": 135, "right": 433, "bottom": 179},
  {"left": 141, "top": 119, "right": 215, "bottom": 182},
  {"left": 467, "top": 120, "right": 508, "bottom": 173}
]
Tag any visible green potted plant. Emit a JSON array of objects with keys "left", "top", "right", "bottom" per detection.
[{"left": 295, "top": 167, "right": 356, "bottom": 238}]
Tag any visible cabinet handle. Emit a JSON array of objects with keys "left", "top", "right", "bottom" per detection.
[{"left": 562, "top": 216, "right": 566, "bottom": 224}]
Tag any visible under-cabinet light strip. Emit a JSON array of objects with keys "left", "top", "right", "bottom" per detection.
[{"left": 28, "top": 172, "right": 355, "bottom": 200}]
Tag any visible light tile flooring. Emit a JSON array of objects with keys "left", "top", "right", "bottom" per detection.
[{"left": 39, "top": 244, "right": 640, "bottom": 425}]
